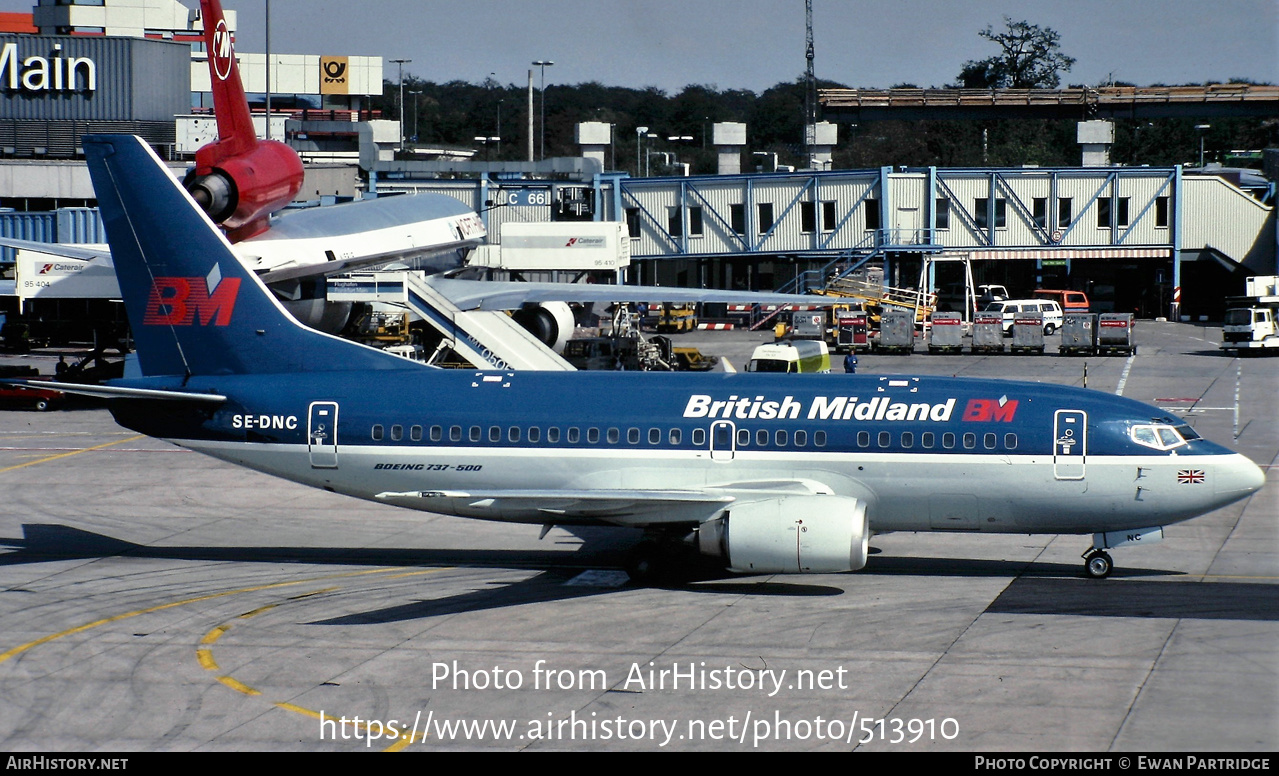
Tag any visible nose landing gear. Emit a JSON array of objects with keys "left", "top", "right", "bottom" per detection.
[{"left": 1082, "top": 548, "right": 1114, "bottom": 579}]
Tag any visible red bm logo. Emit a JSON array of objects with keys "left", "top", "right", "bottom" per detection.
[
  {"left": 962, "top": 398, "right": 1019, "bottom": 422},
  {"left": 143, "top": 275, "right": 240, "bottom": 326}
]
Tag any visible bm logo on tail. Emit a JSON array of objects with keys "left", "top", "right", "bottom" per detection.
[{"left": 143, "top": 263, "right": 240, "bottom": 326}]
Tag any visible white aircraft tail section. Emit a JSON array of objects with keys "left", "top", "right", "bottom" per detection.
[{"left": 328, "top": 271, "right": 574, "bottom": 371}]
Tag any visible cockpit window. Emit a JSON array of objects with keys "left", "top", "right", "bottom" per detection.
[{"left": 1129, "top": 423, "right": 1188, "bottom": 451}]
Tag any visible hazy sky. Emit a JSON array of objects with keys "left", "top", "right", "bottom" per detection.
[{"left": 3, "top": 0, "right": 1276, "bottom": 92}]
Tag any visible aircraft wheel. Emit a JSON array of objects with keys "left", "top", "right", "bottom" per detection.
[
  {"left": 34, "top": 399, "right": 50, "bottom": 412},
  {"left": 1084, "top": 550, "right": 1113, "bottom": 579},
  {"left": 626, "top": 539, "right": 666, "bottom": 585}
]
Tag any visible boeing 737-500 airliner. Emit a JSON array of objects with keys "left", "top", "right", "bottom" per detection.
[{"left": 23, "top": 135, "right": 1266, "bottom": 582}]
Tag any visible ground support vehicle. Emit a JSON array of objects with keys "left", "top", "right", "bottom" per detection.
[
  {"left": 876, "top": 309, "right": 916, "bottom": 354},
  {"left": 1097, "top": 313, "right": 1137, "bottom": 356},
  {"left": 970, "top": 313, "right": 1005, "bottom": 353},
  {"left": 1059, "top": 313, "right": 1097, "bottom": 355},
  {"left": 834, "top": 310, "right": 870, "bottom": 353},
  {"left": 927, "top": 312, "right": 964, "bottom": 354},
  {"left": 1011, "top": 311, "right": 1046, "bottom": 354},
  {"left": 746, "top": 339, "right": 831, "bottom": 373},
  {"left": 1221, "top": 276, "right": 1279, "bottom": 354}
]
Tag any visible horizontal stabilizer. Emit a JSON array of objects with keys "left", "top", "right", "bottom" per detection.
[{"left": 0, "top": 379, "right": 226, "bottom": 403}]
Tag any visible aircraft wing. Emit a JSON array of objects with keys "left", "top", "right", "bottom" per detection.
[
  {"left": 0, "top": 237, "right": 110, "bottom": 262},
  {"left": 373, "top": 479, "right": 838, "bottom": 526},
  {"left": 375, "top": 488, "right": 736, "bottom": 525},
  {"left": 425, "top": 276, "right": 861, "bottom": 312}
]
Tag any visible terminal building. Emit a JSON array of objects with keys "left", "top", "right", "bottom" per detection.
[{"left": 1, "top": 0, "right": 1275, "bottom": 321}]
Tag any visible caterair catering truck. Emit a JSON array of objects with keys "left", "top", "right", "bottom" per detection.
[{"left": 1222, "top": 276, "right": 1279, "bottom": 353}]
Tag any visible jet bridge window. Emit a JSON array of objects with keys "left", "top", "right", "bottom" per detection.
[{"left": 1129, "top": 424, "right": 1188, "bottom": 451}]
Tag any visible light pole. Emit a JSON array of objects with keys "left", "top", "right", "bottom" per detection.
[
  {"left": 408, "top": 90, "right": 421, "bottom": 145},
  {"left": 532, "top": 60, "right": 554, "bottom": 160},
  {"left": 635, "top": 126, "right": 648, "bottom": 177},
  {"left": 390, "top": 59, "right": 412, "bottom": 152},
  {"left": 667, "top": 135, "right": 692, "bottom": 175},
  {"left": 475, "top": 136, "right": 500, "bottom": 162},
  {"left": 1194, "top": 124, "right": 1211, "bottom": 167}
]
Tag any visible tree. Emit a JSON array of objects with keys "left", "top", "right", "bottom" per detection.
[{"left": 955, "top": 18, "right": 1076, "bottom": 89}]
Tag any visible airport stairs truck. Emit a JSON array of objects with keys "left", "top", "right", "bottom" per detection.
[{"left": 1221, "top": 276, "right": 1279, "bottom": 354}]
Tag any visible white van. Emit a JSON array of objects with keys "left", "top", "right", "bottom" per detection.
[
  {"left": 747, "top": 340, "right": 831, "bottom": 373},
  {"left": 980, "top": 299, "right": 1064, "bottom": 335}
]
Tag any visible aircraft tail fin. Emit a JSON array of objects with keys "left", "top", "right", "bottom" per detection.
[
  {"left": 84, "top": 134, "right": 410, "bottom": 378},
  {"left": 198, "top": 0, "right": 256, "bottom": 158}
]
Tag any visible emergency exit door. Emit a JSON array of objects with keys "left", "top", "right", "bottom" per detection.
[
  {"left": 308, "top": 401, "right": 339, "bottom": 469},
  {"left": 1053, "top": 409, "right": 1086, "bottom": 480}
]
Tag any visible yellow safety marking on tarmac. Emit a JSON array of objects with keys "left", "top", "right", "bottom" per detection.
[
  {"left": 0, "top": 568, "right": 407, "bottom": 667},
  {"left": 217, "top": 676, "right": 261, "bottom": 696},
  {"left": 200, "top": 625, "right": 230, "bottom": 645},
  {"left": 386, "top": 569, "right": 449, "bottom": 580},
  {"left": 196, "top": 648, "right": 219, "bottom": 671},
  {"left": 0, "top": 434, "right": 144, "bottom": 474},
  {"left": 273, "top": 702, "right": 323, "bottom": 719}
]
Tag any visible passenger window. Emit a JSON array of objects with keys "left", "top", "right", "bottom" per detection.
[
  {"left": 737, "top": 429, "right": 750, "bottom": 446},
  {"left": 628, "top": 428, "right": 641, "bottom": 444},
  {"left": 547, "top": 427, "right": 560, "bottom": 443},
  {"left": 901, "top": 432, "right": 914, "bottom": 449},
  {"left": 489, "top": 426, "right": 501, "bottom": 443},
  {"left": 509, "top": 427, "right": 521, "bottom": 443},
  {"left": 450, "top": 426, "right": 462, "bottom": 442},
  {"left": 963, "top": 433, "right": 977, "bottom": 449},
  {"left": 878, "top": 431, "right": 891, "bottom": 448},
  {"left": 528, "top": 427, "right": 541, "bottom": 443},
  {"left": 670, "top": 428, "right": 682, "bottom": 445},
  {"left": 692, "top": 428, "right": 705, "bottom": 446},
  {"left": 922, "top": 431, "right": 935, "bottom": 448},
  {"left": 814, "top": 430, "right": 827, "bottom": 447},
  {"left": 1004, "top": 433, "right": 1017, "bottom": 450},
  {"left": 794, "top": 430, "right": 807, "bottom": 446},
  {"left": 391, "top": 425, "right": 403, "bottom": 441},
  {"left": 649, "top": 428, "right": 661, "bottom": 445},
  {"left": 411, "top": 425, "right": 423, "bottom": 442},
  {"left": 984, "top": 433, "right": 997, "bottom": 449},
  {"left": 430, "top": 426, "right": 442, "bottom": 442},
  {"left": 756, "top": 429, "right": 768, "bottom": 446},
  {"left": 942, "top": 432, "right": 956, "bottom": 449},
  {"left": 587, "top": 428, "right": 600, "bottom": 444},
  {"left": 775, "top": 429, "right": 788, "bottom": 446},
  {"left": 372, "top": 424, "right": 384, "bottom": 441},
  {"left": 857, "top": 431, "right": 870, "bottom": 448},
  {"left": 607, "top": 428, "right": 620, "bottom": 444}
]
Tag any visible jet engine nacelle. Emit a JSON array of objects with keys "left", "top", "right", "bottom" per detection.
[
  {"left": 698, "top": 495, "right": 869, "bottom": 574},
  {"left": 512, "top": 301, "right": 576, "bottom": 353},
  {"left": 188, "top": 139, "right": 305, "bottom": 241}
]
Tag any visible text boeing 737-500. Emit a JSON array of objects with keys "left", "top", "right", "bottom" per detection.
[{"left": 19, "top": 135, "right": 1266, "bottom": 583}]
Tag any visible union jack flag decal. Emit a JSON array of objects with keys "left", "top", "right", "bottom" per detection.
[{"left": 1177, "top": 469, "right": 1206, "bottom": 484}]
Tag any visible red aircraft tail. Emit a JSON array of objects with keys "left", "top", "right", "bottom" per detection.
[{"left": 188, "top": 0, "right": 305, "bottom": 242}]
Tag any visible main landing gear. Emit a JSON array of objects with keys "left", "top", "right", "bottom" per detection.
[
  {"left": 1082, "top": 548, "right": 1114, "bottom": 579},
  {"left": 625, "top": 529, "right": 699, "bottom": 585}
]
